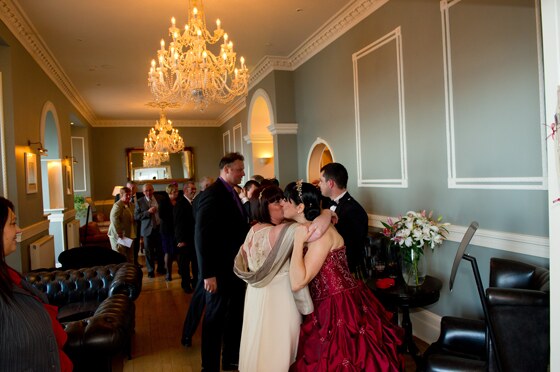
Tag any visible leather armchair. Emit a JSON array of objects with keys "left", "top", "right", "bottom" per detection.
[
  {"left": 423, "top": 258, "right": 550, "bottom": 372},
  {"left": 486, "top": 258, "right": 549, "bottom": 372}
]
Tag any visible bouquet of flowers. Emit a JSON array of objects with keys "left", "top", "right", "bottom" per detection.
[{"left": 382, "top": 210, "right": 449, "bottom": 285}]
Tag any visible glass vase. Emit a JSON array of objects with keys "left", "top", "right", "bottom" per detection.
[{"left": 400, "top": 247, "right": 426, "bottom": 287}]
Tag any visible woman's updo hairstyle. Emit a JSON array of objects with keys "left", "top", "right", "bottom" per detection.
[
  {"left": 249, "top": 185, "right": 284, "bottom": 224},
  {"left": 284, "top": 180, "right": 321, "bottom": 221}
]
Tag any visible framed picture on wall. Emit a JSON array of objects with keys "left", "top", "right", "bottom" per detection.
[{"left": 25, "top": 152, "right": 38, "bottom": 194}]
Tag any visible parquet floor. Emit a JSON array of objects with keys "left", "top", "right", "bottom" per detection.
[{"left": 119, "top": 257, "right": 426, "bottom": 372}]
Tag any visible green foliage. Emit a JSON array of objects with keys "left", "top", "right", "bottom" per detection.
[{"left": 74, "top": 195, "right": 88, "bottom": 218}]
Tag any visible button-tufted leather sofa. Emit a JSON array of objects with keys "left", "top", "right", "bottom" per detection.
[{"left": 24, "top": 263, "right": 143, "bottom": 371}]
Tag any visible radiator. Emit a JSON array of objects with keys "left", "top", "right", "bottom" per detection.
[
  {"left": 29, "top": 235, "right": 55, "bottom": 270},
  {"left": 67, "top": 219, "right": 81, "bottom": 249}
]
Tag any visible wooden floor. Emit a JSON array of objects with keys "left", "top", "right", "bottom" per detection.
[{"left": 120, "top": 257, "right": 426, "bottom": 372}]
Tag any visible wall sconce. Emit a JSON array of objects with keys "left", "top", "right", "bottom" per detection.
[
  {"left": 258, "top": 157, "right": 271, "bottom": 165},
  {"left": 65, "top": 156, "right": 78, "bottom": 164},
  {"left": 27, "top": 140, "right": 48, "bottom": 156}
]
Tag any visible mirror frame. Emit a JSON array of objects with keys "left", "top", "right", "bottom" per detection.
[{"left": 126, "top": 147, "right": 195, "bottom": 184}]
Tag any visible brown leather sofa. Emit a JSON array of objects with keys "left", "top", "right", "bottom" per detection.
[{"left": 24, "top": 262, "right": 143, "bottom": 371}]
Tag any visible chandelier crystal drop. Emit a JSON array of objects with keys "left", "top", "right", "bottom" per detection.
[
  {"left": 143, "top": 110, "right": 184, "bottom": 167},
  {"left": 147, "top": 0, "right": 249, "bottom": 111}
]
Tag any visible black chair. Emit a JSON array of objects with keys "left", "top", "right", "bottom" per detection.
[{"left": 423, "top": 222, "right": 550, "bottom": 372}]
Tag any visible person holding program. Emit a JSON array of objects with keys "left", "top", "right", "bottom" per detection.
[{"left": 285, "top": 181, "right": 404, "bottom": 371}]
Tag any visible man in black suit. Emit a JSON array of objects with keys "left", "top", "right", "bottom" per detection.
[
  {"left": 181, "top": 176, "right": 214, "bottom": 348},
  {"left": 196, "top": 154, "right": 249, "bottom": 372},
  {"left": 174, "top": 181, "right": 197, "bottom": 293},
  {"left": 134, "top": 183, "right": 164, "bottom": 278},
  {"left": 319, "top": 162, "right": 369, "bottom": 277}
]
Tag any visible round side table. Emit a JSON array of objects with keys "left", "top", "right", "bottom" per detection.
[{"left": 366, "top": 275, "right": 442, "bottom": 360}]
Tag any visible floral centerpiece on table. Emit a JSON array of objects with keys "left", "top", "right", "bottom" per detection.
[{"left": 382, "top": 210, "right": 449, "bottom": 286}]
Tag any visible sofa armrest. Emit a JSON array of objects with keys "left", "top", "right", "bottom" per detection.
[
  {"left": 63, "top": 294, "right": 135, "bottom": 367},
  {"left": 424, "top": 316, "right": 486, "bottom": 360},
  {"left": 486, "top": 287, "right": 549, "bottom": 307},
  {"left": 109, "top": 263, "right": 143, "bottom": 301}
]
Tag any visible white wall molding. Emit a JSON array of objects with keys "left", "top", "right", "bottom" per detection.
[
  {"left": 217, "top": 96, "right": 247, "bottom": 126},
  {"left": 233, "top": 124, "right": 243, "bottom": 153},
  {"left": 19, "top": 219, "right": 50, "bottom": 242},
  {"left": 0, "top": 0, "right": 97, "bottom": 126},
  {"left": 95, "top": 119, "right": 220, "bottom": 128},
  {"left": 268, "top": 123, "right": 298, "bottom": 135},
  {"left": 222, "top": 131, "right": 231, "bottom": 155},
  {"left": 441, "top": 0, "right": 547, "bottom": 190},
  {"left": 369, "top": 214, "right": 549, "bottom": 258},
  {"left": 354, "top": 27, "right": 408, "bottom": 188}
]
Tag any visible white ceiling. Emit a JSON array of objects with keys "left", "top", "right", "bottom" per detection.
[{"left": 4, "top": 0, "right": 385, "bottom": 126}]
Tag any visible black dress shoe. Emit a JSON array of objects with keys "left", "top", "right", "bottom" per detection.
[
  {"left": 147, "top": 272, "right": 155, "bottom": 278},
  {"left": 180, "top": 337, "right": 192, "bottom": 347},
  {"left": 222, "top": 362, "right": 239, "bottom": 371}
]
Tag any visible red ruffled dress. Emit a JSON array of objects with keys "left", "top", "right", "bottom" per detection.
[
  {"left": 290, "top": 248, "right": 404, "bottom": 371},
  {"left": 8, "top": 268, "right": 73, "bottom": 372}
]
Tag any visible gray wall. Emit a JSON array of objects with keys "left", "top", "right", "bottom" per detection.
[
  {"left": 289, "top": 0, "right": 548, "bottom": 318},
  {"left": 90, "top": 126, "right": 221, "bottom": 200}
]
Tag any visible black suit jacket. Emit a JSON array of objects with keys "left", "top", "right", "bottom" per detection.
[
  {"left": 195, "top": 179, "right": 249, "bottom": 280},
  {"left": 334, "top": 192, "right": 369, "bottom": 273},
  {"left": 174, "top": 196, "right": 195, "bottom": 248}
]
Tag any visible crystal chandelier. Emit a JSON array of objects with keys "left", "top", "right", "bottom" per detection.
[
  {"left": 148, "top": 0, "right": 249, "bottom": 111},
  {"left": 143, "top": 109, "right": 184, "bottom": 167}
]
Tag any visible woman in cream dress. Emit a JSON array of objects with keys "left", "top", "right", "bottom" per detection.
[{"left": 234, "top": 186, "right": 331, "bottom": 372}]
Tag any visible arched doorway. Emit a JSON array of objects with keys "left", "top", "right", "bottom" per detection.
[
  {"left": 306, "top": 138, "right": 334, "bottom": 183},
  {"left": 247, "top": 89, "right": 274, "bottom": 179}
]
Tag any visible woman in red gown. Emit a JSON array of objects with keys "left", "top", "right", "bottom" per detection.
[{"left": 283, "top": 181, "right": 404, "bottom": 371}]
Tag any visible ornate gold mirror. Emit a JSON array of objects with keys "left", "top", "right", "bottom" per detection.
[{"left": 126, "top": 147, "right": 194, "bottom": 183}]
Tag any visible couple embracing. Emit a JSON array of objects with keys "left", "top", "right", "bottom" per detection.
[{"left": 234, "top": 181, "right": 404, "bottom": 371}]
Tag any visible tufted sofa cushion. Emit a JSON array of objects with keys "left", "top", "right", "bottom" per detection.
[
  {"left": 24, "top": 263, "right": 141, "bottom": 323},
  {"left": 24, "top": 263, "right": 142, "bottom": 371}
]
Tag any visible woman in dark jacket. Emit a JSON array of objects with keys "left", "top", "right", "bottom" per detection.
[{"left": 0, "top": 197, "right": 73, "bottom": 371}]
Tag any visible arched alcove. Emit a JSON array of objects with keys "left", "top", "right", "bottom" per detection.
[
  {"left": 40, "top": 102, "right": 64, "bottom": 211},
  {"left": 247, "top": 89, "right": 274, "bottom": 179},
  {"left": 306, "top": 138, "right": 334, "bottom": 182}
]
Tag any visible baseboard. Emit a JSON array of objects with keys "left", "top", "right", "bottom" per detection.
[{"left": 410, "top": 309, "right": 442, "bottom": 344}]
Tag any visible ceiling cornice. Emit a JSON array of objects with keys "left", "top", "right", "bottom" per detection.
[
  {"left": 0, "top": 0, "right": 98, "bottom": 126},
  {"left": 248, "top": 0, "right": 390, "bottom": 89},
  {"left": 95, "top": 119, "right": 221, "bottom": 128},
  {"left": 3, "top": 0, "right": 388, "bottom": 128}
]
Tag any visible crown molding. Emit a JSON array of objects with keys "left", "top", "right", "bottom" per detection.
[
  {"left": 3, "top": 0, "right": 388, "bottom": 127},
  {"left": 0, "top": 0, "right": 98, "bottom": 126},
  {"left": 249, "top": 0, "right": 390, "bottom": 89},
  {"left": 95, "top": 119, "right": 220, "bottom": 128},
  {"left": 268, "top": 123, "right": 298, "bottom": 135},
  {"left": 217, "top": 95, "right": 247, "bottom": 126}
]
